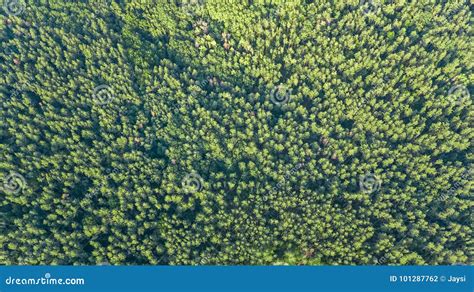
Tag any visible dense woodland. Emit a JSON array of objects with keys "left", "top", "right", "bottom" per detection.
[{"left": 0, "top": 0, "right": 473, "bottom": 265}]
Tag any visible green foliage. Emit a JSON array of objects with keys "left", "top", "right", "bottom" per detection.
[{"left": 0, "top": 0, "right": 472, "bottom": 265}]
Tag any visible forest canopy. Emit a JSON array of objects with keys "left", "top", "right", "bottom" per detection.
[{"left": 0, "top": 0, "right": 473, "bottom": 265}]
